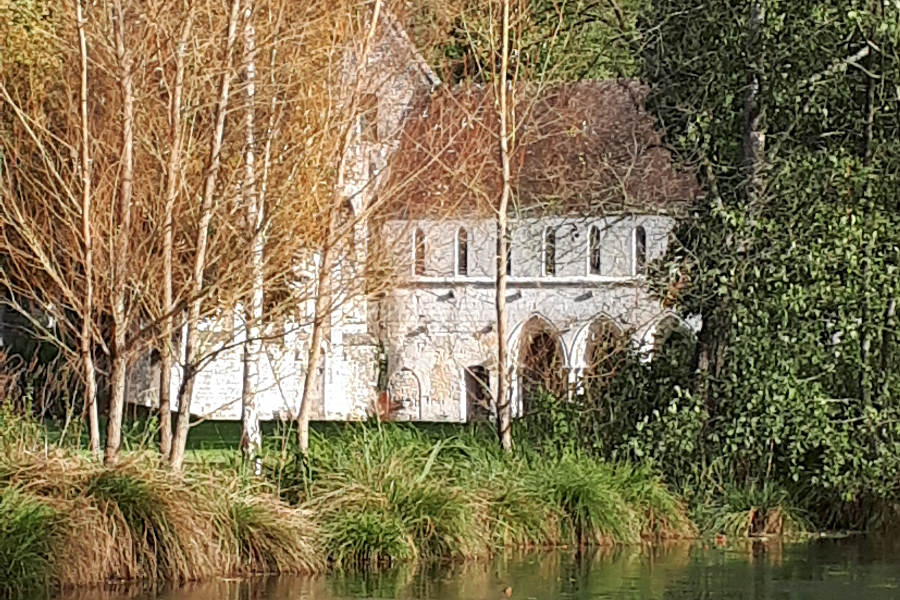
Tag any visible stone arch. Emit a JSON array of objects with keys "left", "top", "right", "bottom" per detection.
[
  {"left": 641, "top": 312, "right": 695, "bottom": 354},
  {"left": 570, "top": 313, "right": 623, "bottom": 370},
  {"left": 508, "top": 313, "right": 570, "bottom": 370},
  {"left": 386, "top": 367, "right": 422, "bottom": 421},
  {"left": 509, "top": 314, "right": 569, "bottom": 415},
  {"left": 572, "top": 316, "right": 629, "bottom": 401}
]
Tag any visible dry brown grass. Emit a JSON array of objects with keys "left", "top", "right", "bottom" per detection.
[{"left": 0, "top": 437, "right": 321, "bottom": 596}]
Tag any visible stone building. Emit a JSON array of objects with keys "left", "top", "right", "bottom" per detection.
[{"left": 126, "top": 12, "right": 698, "bottom": 423}]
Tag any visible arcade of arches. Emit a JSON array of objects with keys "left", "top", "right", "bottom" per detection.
[{"left": 513, "top": 315, "right": 694, "bottom": 414}]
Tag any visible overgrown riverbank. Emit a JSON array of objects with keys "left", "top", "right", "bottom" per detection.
[{"left": 0, "top": 414, "right": 691, "bottom": 598}]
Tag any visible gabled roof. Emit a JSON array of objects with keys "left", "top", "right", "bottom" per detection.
[
  {"left": 379, "top": 8, "right": 441, "bottom": 89},
  {"left": 379, "top": 79, "right": 699, "bottom": 220}
]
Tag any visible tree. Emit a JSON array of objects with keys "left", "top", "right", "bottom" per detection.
[
  {"left": 74, "top": 0, "right": 100, "bottom": 459},
  {"left": 169, "top": 0, "right": 243, "bottom": 472},
  {"left": 494, "top": 0, "right": 514, "bottom": 451},
  {"left": 637, "top": 0, "right": 900, "bottom": 522}
]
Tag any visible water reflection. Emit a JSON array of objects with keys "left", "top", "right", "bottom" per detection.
[{"left": 53, "top": 538, "right": 900, "bottom": 600}]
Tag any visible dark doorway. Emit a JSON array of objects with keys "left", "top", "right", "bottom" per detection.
[
  {"left": 465, "top": 366, "right": 491, "bottom": 421},
  {"left": 582, "top": 320, "right": 627, "bottom": 404},
  {"left": 520, "top": 324, "right": 567, "bottom": 414}
]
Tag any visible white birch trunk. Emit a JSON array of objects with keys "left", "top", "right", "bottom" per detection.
[
  {"left": 240, "top": 0, "right": 263, "bottom": 472},
  {"left": 74, "top": 0, "right": 100, "bottom": 460},
  {"left": 495, "top": 0, "right": 513, "bottom": 451},
  {"left": 170, "top": 0, "right": 243, "bottom": 472},
  {"left": 159, "top": 10, "right": 192, "bottom": 459}
]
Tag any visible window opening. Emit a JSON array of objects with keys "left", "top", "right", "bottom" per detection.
[
  {"left": 465, "top": 366, "right": 491, "bottom": 421},
  {"left": 634, "top": 226, "right": 647, "bottom": 275},
  {"left": 359, "top": 93, "right": 378, "bottom": 142},
  {"left": 457, "top": 228, "right": 468, "bottom": 276},
  {"left": 543, "top": 228, "right": 556, "bottom": 276},
  {"left": 589, "top": 225, "right": 601, "bottom": 275},
  {"left": 414, "top": 228, "right": 425, "bottom": 276}
]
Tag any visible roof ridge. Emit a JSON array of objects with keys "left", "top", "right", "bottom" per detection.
[{"left": 379, "top": 7, "right": 441, "bottom": 89}]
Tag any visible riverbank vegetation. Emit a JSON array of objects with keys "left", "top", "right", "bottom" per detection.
[
  {"left": 4, "top": 0, "right": 900, "bottom": 596},
  {"left": 0, "top": 411, "right": 690, "bottom": 598},
  {"left": 0, "top": 412, "right": 320, "bottom": 598},
  {"left": 497, "top": 0, "right": 900, "bottom": 537}
]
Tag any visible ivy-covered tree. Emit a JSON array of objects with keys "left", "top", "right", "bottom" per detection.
[{"left": 638, "top": 0, "right": 900, "bottom": 526}]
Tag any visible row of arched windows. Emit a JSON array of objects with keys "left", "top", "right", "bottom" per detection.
[{"left": 413, "top": 225, "right": 647, "bottom": 277}]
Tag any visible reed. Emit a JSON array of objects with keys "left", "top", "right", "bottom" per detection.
[
  {"left": 288, "top": 423, "right": 693, "bottom": 567},
  {"left": 0, "top": 414, "right": 691, "bottom": 596}
]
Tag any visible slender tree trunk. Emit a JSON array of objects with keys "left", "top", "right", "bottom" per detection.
[
  {"left": 106, "top": 0, "right": 135, "bottom": 465},
  {"left": 694, "top": 2, "right": 765, "bottom": 411},
  {"left": 75, "top": 0, "right": 100, "bottom": 460},
  {"left": 879, "top": 299, "right": 895, "bottom": 402},
  {"left": 159, "top": 10, "right": 193, "bottom": 459},
  {"left": 240, "top": 0, "right": 263, "bottom": 470},
  {"left": 742, "top": 0, "right": 765, "bottom": 207},
  {"left": 495, "top": 0, "right": 513, "bottom": 452},
  {"left": 170, "top": 0, "right": 243, "bottom": 472},
  {"left": 298, "top": 239, "right": 333, "bottom": 455},
  {"left": 859, "top": 10, "right": 877, "bottom": 409},
  {"left": 296, "top": 0, "right": 383, "bottom": 455}
]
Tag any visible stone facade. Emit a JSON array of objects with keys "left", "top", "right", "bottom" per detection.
[
  {"left": 126, "top": 12, "right": 696, "bottom": 423},
  {"left": 374, "top": 215, "right": 689, "bottom": 422}
]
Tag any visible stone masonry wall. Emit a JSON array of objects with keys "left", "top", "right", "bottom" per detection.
[{"left": 376, "top": 214, "right": 688, "bottom": 422}]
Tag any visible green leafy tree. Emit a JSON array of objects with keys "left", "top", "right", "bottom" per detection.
[{"left": 636, "top": 0, "right": 900, "bottom": 527}]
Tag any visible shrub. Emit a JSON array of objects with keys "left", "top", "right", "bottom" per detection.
[{"left": 0, "top": 487, "right": 59, "bottom": 598}]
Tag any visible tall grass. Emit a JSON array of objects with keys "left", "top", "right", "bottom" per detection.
[
  {"left": 0, "top": 486, "right": 60, "bottom": 598},
  {"left": 0, "top": 413, "right": 321, "bottom": 598},
  {"left": 696, "top": 483, "right": 811, "bottom": 538},
  {"left": 0, "top": 413, "right": 692, "bottom": 596},
  {"left": 281, "top": 423, "right": 693, "bottom": 567}
]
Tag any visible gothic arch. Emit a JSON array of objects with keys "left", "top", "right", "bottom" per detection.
[
  {"left": 641, "top": 312, "right": 694, "bottom": 353},
  {"left": 507, "top": 313, "right": 570, "bottom": 370},
  {"left": 570, "top": 313, "right": 623, "bottom": 370},
  {"left": 509, "top": 314, "right": 569, "bottom": 415},
  {"left": 571, "top": 315, "right": 629, "bottom": 400},
  {"left": 386, "top": 367, "right": 423, "bottom": 420}
]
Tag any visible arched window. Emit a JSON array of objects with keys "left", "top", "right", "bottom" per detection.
[
  {"left": 413, "top": 228, "right": 425, "bottom": 276},
  {"left": 589, "top": 225, "right": 601, "bottom": 275},
  {"left": 456, "top": 228, "right": 468, "bottom": 276},
  {"left": 633, "top": 225, "right": 647, "bottom": 275},
  {"left": 543, "top": 228, "right": 556, "bottom": 276},
  {"left": 506, "top": 234, "right": 512, "bottom": 276}
]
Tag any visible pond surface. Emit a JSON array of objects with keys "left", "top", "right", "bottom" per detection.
[{"left": 56, "top": 537, "right": 900, "bottom": 600}]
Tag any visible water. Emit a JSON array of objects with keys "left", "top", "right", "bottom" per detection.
[{"left": 55, "top": 538, "right": 900, "bottom": 600}]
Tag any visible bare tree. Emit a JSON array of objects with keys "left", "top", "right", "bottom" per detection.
[
  {"left": 105, "top": 0, "right": 137, "bottom": 465},
  {"left": 170, "top": 0, "right": 243, "bottom": 472},
  {"left": 494, "top": 0, "right": 514, "bottom": 451},
  {"left": 240, "top": 0, "right": 263, "bottom": 468},
  {"left": 296, "top": 0, "right": 384, "bottom": 455},
  {"left": 158, "top": 6, "right": 193, "bottom": 459},
  {"left": 75, "top": 0, "right": 101, "bottom": 459}
]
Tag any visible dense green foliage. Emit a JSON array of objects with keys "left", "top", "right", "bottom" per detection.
[
  {"left": 638, "top": 0, "right": 900, "bottom": 529},
  {"left": 517, "top": 0, "right": 900, "bottom": 532}
]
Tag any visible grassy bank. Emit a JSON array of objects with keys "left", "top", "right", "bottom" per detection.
[
  {"left": 0, "top": 415, "right": 692, "bottom": 598},
  {"left": 272, "top": 423, "right": 693, "bottom": 567},
  {"left": 0, "top": 414, "right": 320, "bottom": 599}
]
